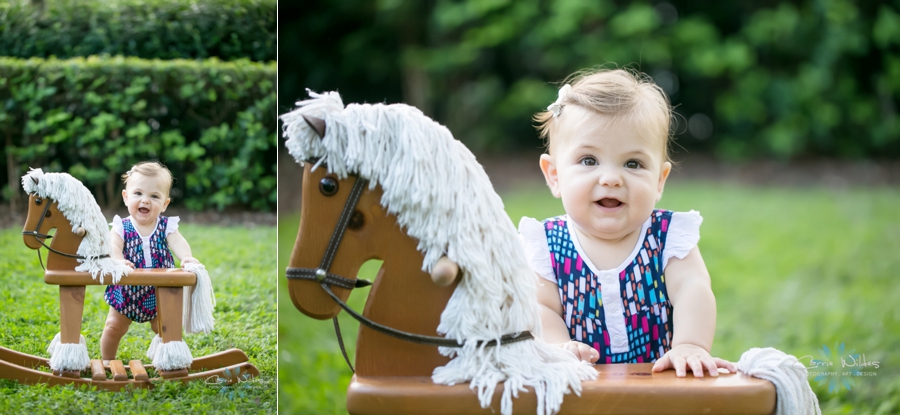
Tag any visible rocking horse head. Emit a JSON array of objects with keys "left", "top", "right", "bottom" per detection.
[
  {"left": 21, "top": 168, "right": 130, "bottom": 283},
  {"left": 281, "top": 90, "right": 595, "bottom": 415}
]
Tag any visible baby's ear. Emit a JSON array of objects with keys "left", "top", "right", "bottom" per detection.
[
  {"left": 656, "top": 161, "right": 672, "bottom": 202},
  {"left": 162, "top": 197, "right": 171, "bottom": 212},
  {"left": 539, "top": 154, "right": 561, "bottom": 198}
]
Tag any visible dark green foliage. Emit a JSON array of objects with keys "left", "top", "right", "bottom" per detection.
[
  {"left": 0, "top": 0, "right": 276, "bottom": 62},
  {"left": 0, "top": 56, "right": 276, "bottom": 211},
  {"left": 281, "top": 0, "right": 900, "bottom": 159}
]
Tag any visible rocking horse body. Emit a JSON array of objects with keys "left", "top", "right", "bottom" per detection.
[
  {"left": 283, "top": 91, "right": 777, "bottom": 415},
  {"left": 0, "top": 172, "right": 259, "bottom": 389}
]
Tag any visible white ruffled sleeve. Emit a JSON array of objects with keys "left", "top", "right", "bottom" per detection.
[
  {"left": 165, "top": 216, "right": 180, "bottom": 236},
  {"left": 518, "top": 217, "right": 556, "bottom": 283},
  {"left": 110, "top": 215, "right": 124, "bottom": 240},
  {"left": 662, "top": 210, "right": 703, "bottom": 269}
]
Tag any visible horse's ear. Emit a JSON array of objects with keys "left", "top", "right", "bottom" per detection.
[
  {"left": 31, "top": 176, "right": 38, "bottom": 185},
  {"left": 302, "top": 114, "right": 327, "bottom": 139}
]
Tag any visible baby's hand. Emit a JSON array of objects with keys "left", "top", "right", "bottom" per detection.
[
  {"left": 119, "top": 259, "right": 134, "bottom": 269},
  {"left": 652, "top": 344, "right": 736, "bottom": 377},
  {"left": 560, "top": 341, "right": 599, "bottom": 363},
  {"left": 180, "top": 256, "right": 199, "bottom": 266}
]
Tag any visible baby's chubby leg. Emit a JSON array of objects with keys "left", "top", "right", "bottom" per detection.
[{"left": 101, "top": 308, "right": 132, "bottom": 360}]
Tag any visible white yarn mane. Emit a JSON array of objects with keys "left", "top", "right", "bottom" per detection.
[
  {"left": 22, "top": 168, "right": 131, "bottom": 284},
  {"left": 281, "top": 90, "right": 596, "bottom": 415}
]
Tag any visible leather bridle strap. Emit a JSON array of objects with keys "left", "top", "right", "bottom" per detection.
[
  {"left": 286, "top": 174, "right": 534, "bottom": 372},
  {"left": 286, "top": 174, "right": 370, "bottom": 372},
  {"left": 305, "top": 272, "right": 535, "bottom": 348},
  {"left": 286, "top": 268, "right": 371, "bottom": 290},
  {"left": 21, "top": 197, "right": 110, "bottom": 261}
]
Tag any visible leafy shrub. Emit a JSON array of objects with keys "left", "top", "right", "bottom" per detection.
[
  {"left": 0, "top": 0, "right": 275, "bottom": 62},
  {"left": 0, "top": 55, "right": 276, "bottom": 211},
  {"left": 281, "top": 0, "right": 900, "bottom": 159}
]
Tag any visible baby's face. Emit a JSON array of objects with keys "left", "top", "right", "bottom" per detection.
[
  {"left": 122, "top": 173, "right": 171, "bottom": 229},
  {"left": 541, "top": 106, "right": 671, "bottom": 242}
]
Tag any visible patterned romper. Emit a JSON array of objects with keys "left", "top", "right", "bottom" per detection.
[
  {"left": 104, "top": 215, "right": 177, "bottom": 323},
  {"left": 520, "top": 209, "right": 701, "bottom": 364}
]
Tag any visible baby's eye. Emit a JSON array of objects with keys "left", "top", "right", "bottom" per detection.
[
  {"left": 625, "top": 160, "right": 643, "bottom": 169},
  {"left": 151, "top": 195, "right": 159, "bottom": 199},
  {"left": 134, "top": 191, "right": 142, "bottom": 196},
  {"left": 579, "top": 156, "right": 598, "bottom": 166}
]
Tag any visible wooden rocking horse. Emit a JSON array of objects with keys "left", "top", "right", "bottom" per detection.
[
  {"left": 282, "top": 91, "right": 777, "bottom": 415},
  {"left": 0, "top": 169, "right": 259, "bottom": 390}
]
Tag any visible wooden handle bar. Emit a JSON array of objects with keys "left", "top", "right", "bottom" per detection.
[{"left": 44, "top": 269, "right": 196, "bottom": 286}]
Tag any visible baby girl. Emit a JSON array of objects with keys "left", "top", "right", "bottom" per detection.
[
  {"left": 520, "top": 69, "right": 736, "bottom": 377},
  {"left": 100, "top": 161, "right": 198, "bottom": 361}
]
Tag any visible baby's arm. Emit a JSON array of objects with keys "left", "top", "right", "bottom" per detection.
[
  {"left": 167, "top": 231, "right": 199, "bottom": 266},
  {"left": 651, "top": 247, "right": 736, "bottom": 377},
  {"left": 537, "top": 275, "right": 599, "bottom": 363},
  {"left": 110, "top": 230, "right": 134, "bottom": 268}
]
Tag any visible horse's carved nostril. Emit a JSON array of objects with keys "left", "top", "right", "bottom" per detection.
[
  {"left": 319, "top": 177, "right": 339, "bottom": 196},
  {"left": 348, "top": 210, "right": 365, "bottom": 230},
  {"left": 45, "top": 210, "right": 52, "bottom": 218}
]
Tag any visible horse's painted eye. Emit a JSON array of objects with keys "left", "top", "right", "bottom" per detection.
[
  {"left": 319, "top": 177, "right": 339, "bottom": 196},
  {"left": 35, "top": 197, "right": 42, "bottom": 205}
]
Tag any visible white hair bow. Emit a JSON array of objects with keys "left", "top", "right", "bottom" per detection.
[{"left": 547, "top": 84, "right": 571, "bottom": 117}]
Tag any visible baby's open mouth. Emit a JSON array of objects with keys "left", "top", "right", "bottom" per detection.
[
  {"left": 597, "top": 198, "right": 623, "bottom": 208},
  {"left": 139, "top": 207, "right": 150, "bottom": 214}
]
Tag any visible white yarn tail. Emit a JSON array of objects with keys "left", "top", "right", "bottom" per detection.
[
  {"left": 47, "top": 333, "right": 90, "bottom": 372},
  {"left": 146, "top": 334, "right": 161, "bottom": 360},
  {"left": 736, "top": 347, "right": 821, "bottom": 415},
  {"left": 434, "top": 340, "right": 596, "bottom": 415},
  {"left": 152, "top": 340, "right": 193, "bottom": 371},
  {"left": 182, "top": 262, "right": 216, "bottom": 334}
]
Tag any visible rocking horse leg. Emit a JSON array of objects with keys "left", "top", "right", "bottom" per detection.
[
  {"left": 154, "top": 287, "right": 190, "bottom": 378},
  {"left": 59, "top": 286, "right": 85, "bottom": 343},
  {"left": 54, "top": 286, "right": 86, "bottom": 378}
]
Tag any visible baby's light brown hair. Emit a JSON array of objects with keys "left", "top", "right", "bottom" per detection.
[
  {"left": 122, "top": 161, "right": 173, "bottom": 197},
  {"left": 534, "top": 68, "right": 673, "bottom": 161}
]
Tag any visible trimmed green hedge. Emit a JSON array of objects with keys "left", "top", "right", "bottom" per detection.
[
  {"left": 0, "top": 0, "right": 275, "bottom": 62},
  {"left": 0, "top": 56, "right": 276, "bottom": 211}
]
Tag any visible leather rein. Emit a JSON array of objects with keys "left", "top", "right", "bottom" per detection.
[
  {"left": 21, "top": 196, "right": 109, "bottom": 268},
  {"left": 286, "top": 168, "right": 533, "bottom": 372}
]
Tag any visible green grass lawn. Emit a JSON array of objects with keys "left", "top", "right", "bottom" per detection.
[
  {"left": 0, "top": 222, "right": 276, "bottom": 414},
  {"left": 279, "top": 180, "right": 900, "bottom": 415}
]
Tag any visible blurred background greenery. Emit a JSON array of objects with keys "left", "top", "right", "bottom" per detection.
[
  {"left": 280, "top": 0, "right": 899, "bottom": 159},
  {"left": 1, "top": 0, "right": 277, "bottom": 212},
  {"left": 279, "top": 1, "right": 899, "bottom": 414}
]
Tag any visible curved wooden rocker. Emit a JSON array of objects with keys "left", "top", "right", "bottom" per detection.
[
  {"left": 282, "top": 95, "right": 777, "bottom": 415},
  {"left": 2, "top": 181, "right": 259, "bottom": 390}
]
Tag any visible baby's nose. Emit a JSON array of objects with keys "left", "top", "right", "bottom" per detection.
[{"left": 598, "top": 169, "right": 623, "bottom": 186}]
